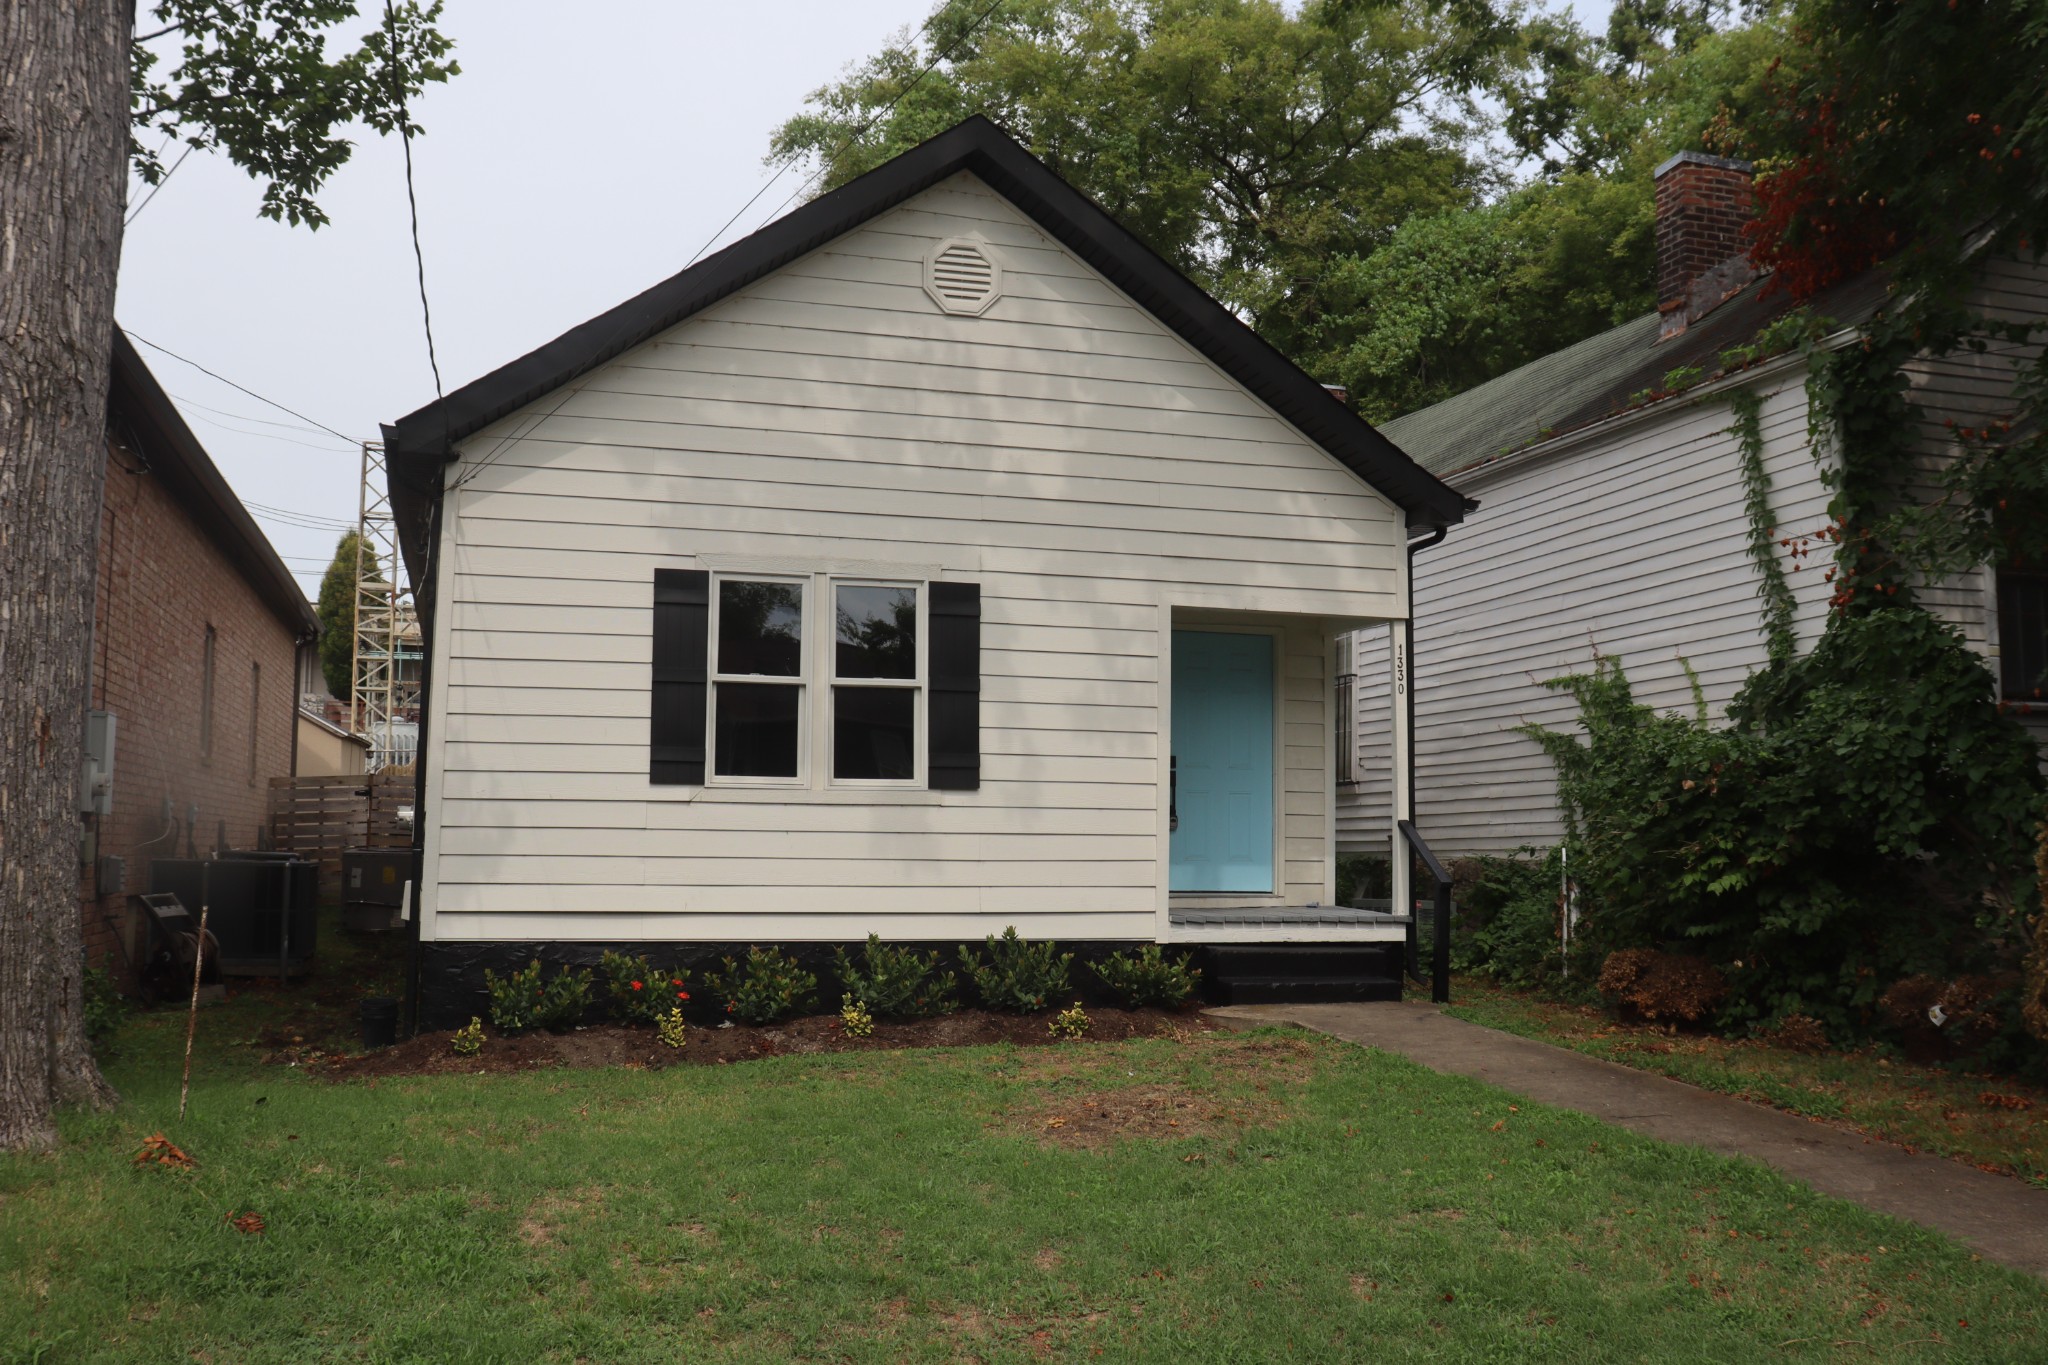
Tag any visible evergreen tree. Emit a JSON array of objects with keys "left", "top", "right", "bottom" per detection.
[{"left": 316, "top": 532, "right": 377, "bottom": 701}]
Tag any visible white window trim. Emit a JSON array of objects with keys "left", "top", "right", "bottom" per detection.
[
  {"left": 706, "top": 572, "right": 811, "bottom": 788},
  {"left": 824, "top": 577, "right": 928, "bottom": 790},
  {"left": 705, "top": 570, "right": 928, "bottom": 790}
]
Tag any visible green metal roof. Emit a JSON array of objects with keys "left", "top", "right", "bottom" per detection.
[
  {"left": 1381, "top": 313, "right": 1661, "bottom": 476},
  {"left": 1379, "top": 270, "right": 1893, "bottom": 480}
]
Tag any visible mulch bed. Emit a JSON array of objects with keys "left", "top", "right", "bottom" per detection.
[{"left": 300, "top": 1007, "right": 1220, "bottom": 1081}]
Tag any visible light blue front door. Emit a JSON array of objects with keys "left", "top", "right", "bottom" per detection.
[{"left": 1170, "top": 630, "right": 1275, "bottom": 893}]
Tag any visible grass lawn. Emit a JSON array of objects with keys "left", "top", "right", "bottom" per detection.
[
  {"left": 1446, "top": 977, "right": 2048, "bottom": 1189},
  {"left": 4, "top": 986, "right": 2046, "bottom": 1363}
]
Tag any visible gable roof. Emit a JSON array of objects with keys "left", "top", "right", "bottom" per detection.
[
  {"left": 109, "top": 331, "right": 320, "bottom": 637},
  {"left": 1383, "top": 268, "right": 1895, "bottom": 480},
  {"left": 383, "top": 116, "right": 1470, "bottom": 582}
]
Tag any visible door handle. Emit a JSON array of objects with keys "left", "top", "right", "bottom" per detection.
[{"left": 1169, "top": 755, "right": 1178, "bottom": 832}]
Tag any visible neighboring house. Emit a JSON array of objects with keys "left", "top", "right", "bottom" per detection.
[
  {"left": 1338, "top": 152, "right": 2048, "bottom": 860},
  {"left": 83, "top": 332, "right": 320, "bottom": 981},
  {"left": 382, "top": 117, "right": 1471, "bottom": 1024},
  {"left": 297, "top": 707, "right": 373, "bottom": 777}
]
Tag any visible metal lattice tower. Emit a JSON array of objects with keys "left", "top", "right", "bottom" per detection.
[{"left": 351, "top": 440, "right": 422, "bottom": 770}]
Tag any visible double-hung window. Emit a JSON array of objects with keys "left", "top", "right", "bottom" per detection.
[
  {"left": 830, "top": 582, "right": 922, "bottom": 784},
  {"left": 660, "top": 568, "right": 971, "bottom": 791},
  {"left": 705, "top": 574, "right": 927, "bottom": 786},
  {"left": 711, "top": 577, "right": 808, "bottom": 781},
  {"left": 1999, "top": 569, "right": 2047, "bottom": 700}
]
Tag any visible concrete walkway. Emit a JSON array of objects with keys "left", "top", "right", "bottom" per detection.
[{"left": 1209, "top": 1001, "right": 2048, "bottom": 1282}]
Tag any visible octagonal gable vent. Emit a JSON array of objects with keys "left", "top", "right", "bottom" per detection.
[{"left": 923, "top": 238, "right": 1003, "bottom": 316}]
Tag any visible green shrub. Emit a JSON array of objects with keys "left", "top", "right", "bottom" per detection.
[
  {"left": 706, "top": 947, "right": 817, "bottom": 1024},
  {"left": 450, "top": 1017, "right": 484, "bottom": 1056},
  {"left": 961, "top": 927, "right": 1072, "bottom": 1013},
  {"left": 1454, "top": 848, "right": 1572, "bottom": 990},
  {"left": 1524, "top": 611, "right": 2044, "bottom": 1035},
  {"left": 656, "top": 1006, "right": 688, "bottom": 1049},
  {"left": 833, "top": 934, "right": 957, "bottom": 1019},
  {"left": 484, "top": 960, "right": 592, "bottom": 1034},
  {"left": 839, "top": 996, "right": 876, "bottom": 1038},
  {"left": 82, "top": 964, "right": 126, "bottom": 1060},
  {"left": 484, "top": 960, "right": 544, "bottom": 1033},
  {"left": 1091, "top": 945, "right": 1201, "bottom": 1007},
  {"left": 599, "top": 950, "right": 690, "bottom": 1025},
  {"left": 536, "top": 966, "right": 593, "bottom": 1032},
  {"left": 1049, "top": 1001, "right": 1090, "bottom": 1039}
]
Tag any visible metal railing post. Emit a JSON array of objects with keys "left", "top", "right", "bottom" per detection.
[
  {"left": 1432, "top": 875, "right": 1451, "bottom": 1004},
  {"left": 1398, "top": 819, "right": 1454, "bottom": 1006}
]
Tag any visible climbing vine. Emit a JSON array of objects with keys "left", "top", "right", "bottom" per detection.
[
  {"left": 1519, "top": 0, "right": 2048, "bottom": 1055},
  {"left": 1726, "top": 387, "right": 1796, "bottom": 664}
]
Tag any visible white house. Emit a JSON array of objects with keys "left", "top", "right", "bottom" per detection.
[
  {"left": 1338, "top": 152, "right": 2048, "bottom": 861},
  {"left": 383, "top": 118, "right": 1472, "bottom": 1025}
]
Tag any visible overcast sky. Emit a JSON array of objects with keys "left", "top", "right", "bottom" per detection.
[{"left": 115, "top": 0, "right": 1604, "bottom": 601}]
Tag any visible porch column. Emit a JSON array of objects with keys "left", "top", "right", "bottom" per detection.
[{"left": 1389, "top": 618, "right": 1411, "bottom": 917}]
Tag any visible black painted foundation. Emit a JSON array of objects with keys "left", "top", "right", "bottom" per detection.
[{"left": 412, "top": 938, "right": 1405, "bottom": 1032}]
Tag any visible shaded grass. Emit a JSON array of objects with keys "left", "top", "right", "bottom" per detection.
[
  {"left": 5, "top": 1005, "right": 2046, "bottom": 1363},
  {"left": 1446, "top": 977, "right": 2048, "bottom": 1188}
]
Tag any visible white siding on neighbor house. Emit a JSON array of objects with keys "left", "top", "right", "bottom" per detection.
[
  {"left": 1902, "top": 256, "right": 2048, "bottom": 659},
  {"left": 1341, "top": 370, "right": 1835, "bottom": 856},
  {"left": 422, "top": 171, "right": 1403, "bottom": 943},
  {"left": 1340, "top": 255, "right": 2048, "bottom": 857}
]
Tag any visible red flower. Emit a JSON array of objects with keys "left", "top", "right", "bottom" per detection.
[
  {"left": 677, "top": 990, "right": 690, "bottom": 1001},
  {"left": 631, "top": 981, "right": 643, "bottom": 991}
]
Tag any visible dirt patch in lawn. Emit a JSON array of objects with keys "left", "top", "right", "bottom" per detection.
[
  {"left": 313, "top": 1007, "right": 1220, "bottom": 1081},
  {"left": 1019, "top": 1082, "right": 1274, "bottom": 1149}
]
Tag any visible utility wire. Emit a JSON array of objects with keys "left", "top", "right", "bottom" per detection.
[
  {"left": 180, "top": 410, "right": 358, "bottom": 453},
  {"left": 126, "top": 142, "right": 195, "bottom": 226},
  {"left": 125, "top": 331, "right": 358, "bottom": 444},
  {"left": 684, "top": 0, "right": 1012, "bottom": 269},
  {"left": 245, "top": 499, "right": 358, "bottom": 530},
  {"left": 171, "top": 391, "right": 354, "bottom": 440},
  {"left": 385, "top": 0, "right": 446, "bottom": 409},
  {"left": 453, "top": 0, "right": 1013, "bottom": 497}
]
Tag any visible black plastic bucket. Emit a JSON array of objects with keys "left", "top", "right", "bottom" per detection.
[{"left": 360, "top": 996, "right": 399, "bottom": 1050}]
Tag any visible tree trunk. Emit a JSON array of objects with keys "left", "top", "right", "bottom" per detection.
[{"left": 0, "top": 1, "right": 133, "bottom": 1150}]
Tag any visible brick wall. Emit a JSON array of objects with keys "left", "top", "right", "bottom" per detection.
[
  {"left": 1654, "top": 152, "right": 1756, "bottom": 314},
  {"left": 80, "top": 435, "right": 301, "bottom": 980}
]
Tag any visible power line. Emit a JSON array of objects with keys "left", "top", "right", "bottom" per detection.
[
  {"left": 126, "top": 142, "right": 195, "bottom": 226},
  {"left": 170, "top": 391, "right": 354, "bottom": 441},
  {"left": 385, "top": 0, "right": 446, "bottom": 409},
  {"left": 245, "top": 499, "right": 358, "bottom": 531},
  {"left": 452, "top": 0, "right": 1014, "bottom": 498},
  {"left": 684, "top": 0, "right": 1012, "bottom": 269},
  {"left": 124, "top": 331, "right": 358, "bottom": 444},
  {"left": 179, "top": 409, "right": 358, "bottom": 453}
]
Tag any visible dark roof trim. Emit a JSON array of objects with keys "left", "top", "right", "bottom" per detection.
[
  {"left": 384, "top": 116, "right": 1468, "bottom": 575},
  {"left": 109, "top": 330, "right": 320, "bottom": 636}
]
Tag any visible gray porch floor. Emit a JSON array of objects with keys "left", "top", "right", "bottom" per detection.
[{"left": 1168, "top": 902, "right": 1411, "bottom": 929}]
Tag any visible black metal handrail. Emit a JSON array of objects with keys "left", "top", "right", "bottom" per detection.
[
  {"left": 1333, "top": 672, "right": 1357, "bottom": 786},
  {"left": 1398, "top": 819, "right": 1451, "bottom": 1004}
]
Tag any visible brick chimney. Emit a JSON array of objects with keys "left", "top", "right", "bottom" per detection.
[{"left": 1654, "top": 151, "right": 1757, "bottom": 340}]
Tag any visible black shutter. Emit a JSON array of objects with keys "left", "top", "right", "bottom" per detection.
[
  {"left": 928, "top": 580, "right": 980, "bottom": 790},
  {"left": 650, "top": 569, "right": 709, "bottom": 784}
]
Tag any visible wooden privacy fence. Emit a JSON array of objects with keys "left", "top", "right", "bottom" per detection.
[{"left": 267, "top": 770, "right": 414, "bottom": 886}]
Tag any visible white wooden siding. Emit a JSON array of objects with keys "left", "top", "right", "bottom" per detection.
[
  {"left": 1901, "top": 256, "right": 2048, "bottom": 659},
  {"left": 1339, "top": 255, "right": 2048, "bottom": 856},
  {"left": 1341, "top": 373, "right": 1835, "bottom": 855},
  {"left": 424, "top": 172, "right": 1402, "bottom": 942}
]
